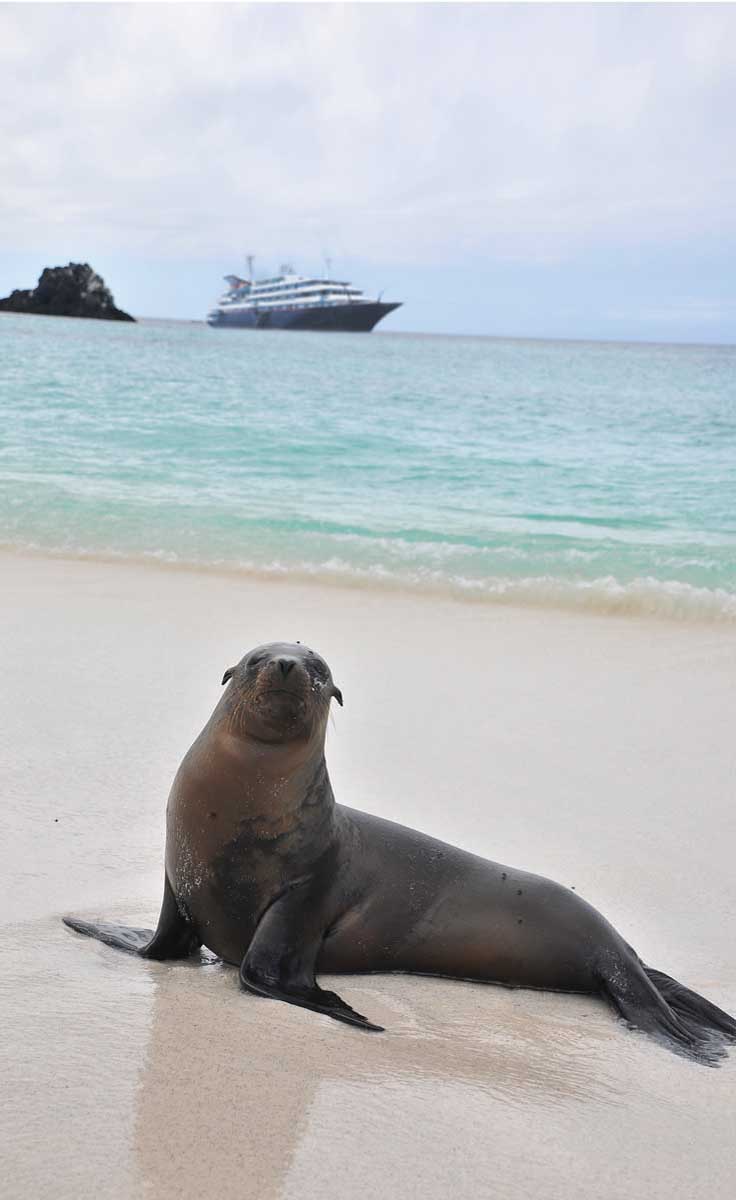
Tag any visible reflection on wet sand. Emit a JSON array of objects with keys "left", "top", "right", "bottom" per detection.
[{"left": 134, "top": 959, "right": 623, "bottom": 1199}]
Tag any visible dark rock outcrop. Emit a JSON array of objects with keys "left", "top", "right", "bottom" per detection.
[{"left": 0, "top": 263, "right": 135, "bottom": 322}]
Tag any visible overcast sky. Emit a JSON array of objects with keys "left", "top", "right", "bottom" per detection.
[{"left": 1, "top": 2, "right": 735, "bottom": 341}]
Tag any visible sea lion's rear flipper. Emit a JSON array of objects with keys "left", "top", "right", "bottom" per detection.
[
  {"left": 643, "top": 967, "right": 736, "bottom": 1041},
  {"left": 63, "top": 875, "right": 201, "bottom": 960},
  {"left": 597, "top": 953, "right": 733, "bottom": 1066},
  {"left": 239, "top": 878, "right": 384, "bottom": 1032}
]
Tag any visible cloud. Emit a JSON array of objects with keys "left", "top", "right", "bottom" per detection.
[{"left": 1, "top": 3, "right": 735, "bottom": 265}]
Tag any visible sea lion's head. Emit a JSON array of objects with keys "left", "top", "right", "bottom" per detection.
[{"left": 221, "top": 641, "right": 342, "bottom": 743}]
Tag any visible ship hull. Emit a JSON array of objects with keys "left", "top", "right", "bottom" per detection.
[{"left": 207, "top": 301, "right": 400, "bottom": 332}]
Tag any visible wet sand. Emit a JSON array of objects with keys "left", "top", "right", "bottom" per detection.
[{"left": 2, "top": 551, "right": 735, "bottom": 1199}]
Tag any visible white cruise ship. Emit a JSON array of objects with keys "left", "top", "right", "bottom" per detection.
[{"left": 207, "top": 262, "right": 401, "bottom": 332}]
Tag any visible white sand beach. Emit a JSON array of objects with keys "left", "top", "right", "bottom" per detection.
[{"left": 2, "top": 550, "right": 735, "bottom": 1199}]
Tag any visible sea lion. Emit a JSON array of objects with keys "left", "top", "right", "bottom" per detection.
[{"left": 64, "top": 641, "right": 736, "bottom": 1064}]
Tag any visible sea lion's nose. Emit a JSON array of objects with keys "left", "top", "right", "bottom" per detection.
[{"left": 277, "top": 657, "right": 297, "bottom": 677}]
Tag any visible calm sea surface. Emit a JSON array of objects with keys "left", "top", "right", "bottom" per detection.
[{"left": 2, "top": 313, "right": 735, "bottom": 618}]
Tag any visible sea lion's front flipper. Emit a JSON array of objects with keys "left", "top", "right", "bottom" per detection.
[
  {"left": 239, "top": 879, "right": 384, "bottom": 1032},
  {"left": 63, "top": 874, "right": 201, "bottom": 960}
]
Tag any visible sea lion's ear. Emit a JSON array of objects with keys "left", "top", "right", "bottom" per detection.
[
  {"left": 222, "top": 667, "right": 235, "bottom": 686},
  {"left": 332, "top": 685, "right": 344, "bottom": 707}
]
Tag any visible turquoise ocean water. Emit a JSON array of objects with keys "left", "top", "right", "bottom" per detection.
[{"left": 2, "top": 313, "right": 735, "bottom": 619}]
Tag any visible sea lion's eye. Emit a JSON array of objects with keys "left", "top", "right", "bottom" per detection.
[{"left": 310, "top": 660, "right": 328, "bottom": 681}]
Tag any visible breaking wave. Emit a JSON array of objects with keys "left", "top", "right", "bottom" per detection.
[{"left": 4, "top": 537, "right": 736, "bottom": 623}]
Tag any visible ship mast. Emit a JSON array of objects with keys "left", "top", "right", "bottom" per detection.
[{"left": 246, "top": 254, "right": 254, "bottom": 282}]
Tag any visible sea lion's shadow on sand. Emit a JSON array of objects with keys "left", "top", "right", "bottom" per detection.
[{"left": 133, "top": 955, "right": 626, "bottom": 1200}]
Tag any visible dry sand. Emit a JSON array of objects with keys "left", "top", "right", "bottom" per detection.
[{"left": 2, "top": 551, "right": 735, "bottom": 1199}]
